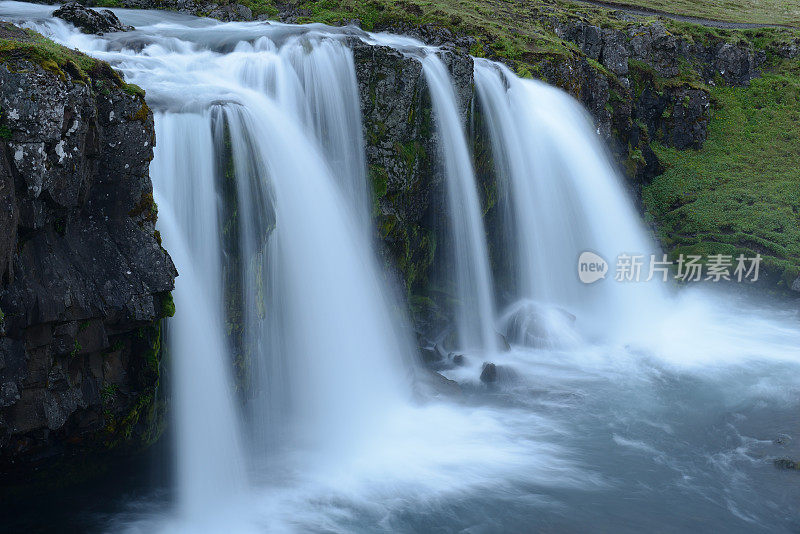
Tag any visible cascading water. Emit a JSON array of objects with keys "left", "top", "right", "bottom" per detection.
[
  {"left": 221, "top": 94, "right": 411, "bottom": 450},
  {"left": 212, "top": 38, "right": 410, "bottom": 452},
  {"left": 150, "top": 112, "right": 248, "bottom": 522},
  {"left": 3, "top": 3, "right": 800, "bottom": 533},
  {"left": 422, "top": 54, "right": 498, "bottom": 352},
  {"left": 474, "top": 59, "right": 663, "bottom": 341}
]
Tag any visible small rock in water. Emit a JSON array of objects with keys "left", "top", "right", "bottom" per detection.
[
  {"left": 774, "top": 434, "right": 791, "bottom": 445},
  {"left": 480, "top": 362, "right": 497, "bottom": 383},
  {"left": 773, "top": 458, "right": 800, "bottom": 470},
  {"left": 53, "top": 2, "right": 133, "bottom": 35}
]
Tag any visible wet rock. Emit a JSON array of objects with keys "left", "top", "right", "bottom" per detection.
[
  {"left": 352, "top": 40, "right": 472, "bottom": 327},
  {"left": 496, "top": 332, "right": 511, "bottom": 352},
  {"left": 774, "top": 458, "right": 800, "bottom": 470},
  {"left": 480, "top": 362, "right": 497, "bottom": 383},
  {"left": 381, "top": 22, "right": 476, "bottom": 55},
  {"left": 0, "top": 25, "right": 175, "bottom": 470},
  {"left": 450, "top": 353, "right": 466, "bottom": 366},
  {"left": 791, "top": 276, "right": 800, "bottom": 292},
  {"left": 420, "top": 343, "right": 447, "bottom": 364},
  {"left": 0, "top": 382, "right": 20, "bottom": 408},
  {"left": 504, "top": 302, "right": 579, "bottom": 349},
  {"left": 53, "top": 2, "right": 133, "bottom": 35},
  {"left": 413, "top": 369, "right": 462, "bottom": 398}
]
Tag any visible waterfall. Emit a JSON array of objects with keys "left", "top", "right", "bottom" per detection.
[
  {"left": 212, "top": 36, "right": 412, "bottom": 453},
  {"left": 474, "top": 60, "right": 663, "bottom": 340},
  {"left": 422, "top": 54, "right": 498, "bottom": 352},
  {"left": 5, "top": 4, "right": 800, "bottom": 532},
  {"left": 150, "top": 113, "right": 247, "bottom": 517},
  {"left": 18, "top": 9, "right": 415, "bottom": 519},
  {"left": 220, "top": 96, "right": 411, "bottom": 452}
]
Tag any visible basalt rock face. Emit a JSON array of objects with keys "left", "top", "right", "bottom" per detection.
[
  {"left": 544, "top": 18, "right": 763, "bottom": 182},
  {"left": 0, "top": 27, "right": 176, "bottom": 474}
]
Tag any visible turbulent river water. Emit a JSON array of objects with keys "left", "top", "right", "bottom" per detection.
[{"left": 2, "top": 2, "right": 800, "bottom": 533}]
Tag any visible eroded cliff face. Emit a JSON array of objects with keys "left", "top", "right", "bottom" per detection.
[{"left": 0, "top": 23, "right": 176, "bottom": 474}]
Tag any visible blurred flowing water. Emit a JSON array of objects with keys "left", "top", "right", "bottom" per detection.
[{"left": 1, "top": 2, "right": 800, "bottom": 533}]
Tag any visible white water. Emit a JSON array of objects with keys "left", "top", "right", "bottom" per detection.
[
  {"left": 422, "top": 54, "right": 498, "bottom": 352},
  {"left": 2, "top": 3, "right": 800, "bottom": 533},
  {"left": 475, "top": 59, "right": 663, "bottom": 341},
  {"left": 151, "top": 113, "right": 247, "bottom": 520}
]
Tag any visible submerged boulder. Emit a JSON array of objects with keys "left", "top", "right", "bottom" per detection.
[
  {"left": 479, "top": 362, "right": 497, "bottom": 383},
  {"left": 53, "top": 2, "right": 133, "bottom": 35},
  {"left": 774, "top": 458, "right": 800, "bottom": 470},
  {"left": 502, "top": 301, "right": 580, "bottom": 349}
]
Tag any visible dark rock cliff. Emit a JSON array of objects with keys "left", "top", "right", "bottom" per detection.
[
  {"left": 352, "top": 42, "right": 475, "bottom": 333},
  {"left": 0, "top": 23, "right": 176, "bottom": 475}
]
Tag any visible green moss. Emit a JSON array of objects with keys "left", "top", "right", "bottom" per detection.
[
  {"left": 69, "top": 338, "right": 82, "bottom": 358},
  {"left": 0, "top": 22, "right": 143, "bottom": 105},
  {"left": 101, "top": 323, "right": 166, "bottom": 448},
  {"left": 129, "top": 191, "right": 158, "bottom": 225},
  {"left": 369, "top": 164, "right": 389, "bottom": 201},
  {"left": 394, "top": 140, "right": 426, "bottom": 170},
  {"left": 0, "top": 23, "right": 97, "bottom": 82},
  {"left": 129, "top": 100, "right": 151, "bottom": 123},
  {"left": 123, "top": 82, "right": 146, "bottom": 98},
  {"left": 0, "top": 104, "right": 11, "bottom": 139},
  {"left": 161, "top": 292, "right": 176, "bottom": 318}
]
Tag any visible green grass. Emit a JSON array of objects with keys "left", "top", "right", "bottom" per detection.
[
  {"left": 643, "top": 68, "right": 800, "bottom": 287},
  {"left": 577, "top": 0, "right": 800, "bottom": 27},
  {"left": 0, "top": 22, "right": 127, "bottom": 88},
  {"left": 289, "top": 0, "right": 579, "bottom": 68}
]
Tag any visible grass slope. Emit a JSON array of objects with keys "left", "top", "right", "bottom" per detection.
[
  {"left": 644, "top": 66, "right": 800, "bottom": 287},
  {"left": 582, "top": 0, "right": 800, "bottom": 27}
]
